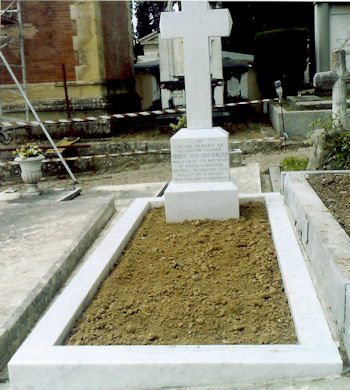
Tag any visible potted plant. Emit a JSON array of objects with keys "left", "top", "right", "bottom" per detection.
[{"left": 13, "top": 143, "right": 45, "bottom": 195}]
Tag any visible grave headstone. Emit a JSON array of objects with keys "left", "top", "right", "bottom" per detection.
[
  {"left": 314, "top": 49, "right": 350, "bottom": 129},
  {"left": 160, "top": 1, "right": 239, "bottom": 222}
]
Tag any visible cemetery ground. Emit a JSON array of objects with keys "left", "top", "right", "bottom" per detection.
[
  {"left": 2, "top": 113, "right": 350, "bottom": 389},
  {"left": 0, "top": 108, "right": 311, "bottom": 193}
]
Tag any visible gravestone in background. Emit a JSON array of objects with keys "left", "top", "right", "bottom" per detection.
[
  {"left": 314, "top": 49, "right": 350, "bottom": 130},
  {"left": 160, "top": 1, "right": 239, "bottom": 222}
]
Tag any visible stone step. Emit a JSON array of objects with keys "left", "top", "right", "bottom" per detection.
[
  {"left": 260, "top": 126, "right": 277, "bottom": 138},
  {"left": 268, "top": 166, "right": 281, "bottom": 192}
]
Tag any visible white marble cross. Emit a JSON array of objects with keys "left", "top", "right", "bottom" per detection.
[
  {"left": 314, "top": 50, "right": 350, "bottom": 129},
  {"left": 160, "top": 1, "right": 232, "bottom": 130}
]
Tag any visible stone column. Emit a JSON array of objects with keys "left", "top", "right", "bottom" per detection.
[{"left": 314, "top": 2, "right": 330, "bottom": 72}]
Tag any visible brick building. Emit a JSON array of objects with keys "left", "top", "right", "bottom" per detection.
[{"left": 1, "top": 1, "right": 138, "bottom": 119}]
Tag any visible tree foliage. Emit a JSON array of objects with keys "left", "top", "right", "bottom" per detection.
[{"left": 133, "top": 1, "right": 166, "bottom": 43}]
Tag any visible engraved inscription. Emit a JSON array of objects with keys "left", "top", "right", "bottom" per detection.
[{"left": 171, "top": 139, "right": 229, "bottom": 183}]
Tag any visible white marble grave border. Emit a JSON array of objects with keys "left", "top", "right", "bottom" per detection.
[
  {"left": 8, "top": 194, "right": 342, "bottom": 390},
  {"left": 282, "top": 170, "right": 350, "bottom": 361}
]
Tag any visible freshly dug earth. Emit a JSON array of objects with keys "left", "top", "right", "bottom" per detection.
[
  {"left": 307, "top": 173, "right": 350, "bottom": 237},
  {"left": 66, "top": 203, "right": 297, "bottom": 346}
]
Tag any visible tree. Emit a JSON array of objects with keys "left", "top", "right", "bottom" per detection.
[
  {"left": 132, "top": 1, "right": 166, "bottom": 43},
  {"left": 132, "top": 1, "right": 166, "bottom": 58}
]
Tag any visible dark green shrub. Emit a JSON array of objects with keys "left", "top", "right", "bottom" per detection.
[{"left": 254, "top": 28, "right": 308, "bottom": 98}]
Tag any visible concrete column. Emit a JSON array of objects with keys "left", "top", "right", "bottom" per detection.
[
  {"left": 210, "top": 37, "right": 224, "bottom": 106},
  {"left": 159, "top": 35, "right": 173, "bottom": 108},
  {"left": 314, "top": 2, "right": 330, "bottom": 72}
]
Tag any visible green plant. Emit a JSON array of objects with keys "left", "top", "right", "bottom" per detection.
[
  {"left": 308, "top": 116, "right": 350, "bottom": 169},
  {"left": 169, "top": 114, "right": 187, "bottom": 133},
  {"left": 308, "top": 116, "right": 334, "bottom": 134},
  {"left": 281, "top": 156, "right": 309, "bottom": 171},
  {"left": 324, "top": 128, "right": 350, "bottom": 169},
  {"left": 13, "top": 143, "right": 43, "bottom": 159}
]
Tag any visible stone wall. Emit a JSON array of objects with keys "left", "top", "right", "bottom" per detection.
[
  {"left": 1, "top": 1, "right": 77, "bottom": 84},
  {"left": 0, "top": 138, "right": 301, "bottom": 183},
  {"left": 1, "top": 1, "right": 138, "bottom": 113}
]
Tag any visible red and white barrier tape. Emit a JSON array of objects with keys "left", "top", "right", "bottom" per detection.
[
  {"left": 0, "top": 98, "right": 278, "bottom": 128},
  {"left": 0, "top": 108, "right": 185, "bottom": 128},
  {"left": 0, "top": 137, "right": 282, "bottom": 167},
  {"left": 215, "top": 98, "right": 279, "bottom": 108},
  {"left": 1, "top": 149, "right": 171, "bottom": 166}
]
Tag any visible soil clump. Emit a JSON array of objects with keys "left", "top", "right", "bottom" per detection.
[
  {"left": 66, "top": 203, "right": 297, "bottom": 346},
  {"left": 307, "top": 173, "right": 350, "bottom": 237}
]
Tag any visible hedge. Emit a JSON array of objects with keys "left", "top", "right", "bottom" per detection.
[{"left": 254, "top": 28, "right": 308, "bottom": 98}]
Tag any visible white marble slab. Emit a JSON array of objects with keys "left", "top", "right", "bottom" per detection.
[
  {"left": 8, "top": 195, "right": 342, "bottom": 390},
  {"left": 165, "top": 181, "right": 239, "bottom": 222},
  {"left": 170, "top": 127, "right": 230, "bottom": 183}
]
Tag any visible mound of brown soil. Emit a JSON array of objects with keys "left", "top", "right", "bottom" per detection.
[
  {"left": 307, "top": 173, "right": 350, "bottom": 237},
  {"left": 66, "top": 203, "right": 297, "bottom": 346}
]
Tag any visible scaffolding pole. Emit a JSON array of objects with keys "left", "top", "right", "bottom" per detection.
[
  {"left": 16, "top": 0, "right": 29, "bottom": 121},
  {"left": 0, "top": 51, "right": 79, "bottom": 184},
  {"left": 0, "top": 0, "right": 30, "bottom": 121}
]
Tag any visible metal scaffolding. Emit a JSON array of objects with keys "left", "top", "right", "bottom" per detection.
[
  {"left": 0, "top": 0, "right": 30, "bottom": 124},
  {"left": 0, "top": 0, "right": 79, "bottom": 183}
]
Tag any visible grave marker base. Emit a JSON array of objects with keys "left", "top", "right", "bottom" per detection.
[
  {"left": 166, "top": 127, "right": 239, "bottom": 222},
  {"left": 165, "top": 180, "right": 239, "bottom": 222}
]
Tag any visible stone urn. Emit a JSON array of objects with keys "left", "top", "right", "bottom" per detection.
[{"left": 15, "top": 155, "right": 45, "bottom": 195}]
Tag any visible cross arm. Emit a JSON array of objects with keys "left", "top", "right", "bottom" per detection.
[
  {"left": 313, "top": 71, "right": 338, "bottom": 89},
  {"left": 160, "top": 4, "right": 232, "bottom": 39},
  {"left": 160, "top": 12, "right": 179, "bottom": 39}
]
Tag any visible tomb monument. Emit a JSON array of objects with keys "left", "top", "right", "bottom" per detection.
[{"left": 160, "top": 1, "right": 239, "bottom": 222}]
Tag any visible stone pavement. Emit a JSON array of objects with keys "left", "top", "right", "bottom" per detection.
[
  {"left": 231, "top": 163, "right": 261, "bottom": 193},
  {"left": 0, "top": 188, "right": 116, "bottom": 371},
  {"left": 0, "top": 182, "right": 166, "bottom": 380}
]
